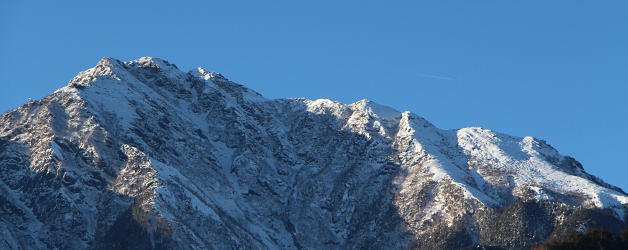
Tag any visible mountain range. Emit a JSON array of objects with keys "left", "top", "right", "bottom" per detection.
[{"left": 1, "top": 57, "right": 626, "bottom": 249}]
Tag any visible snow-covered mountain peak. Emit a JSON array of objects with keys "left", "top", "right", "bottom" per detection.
[
  {"left": 191, "top": 66, "right": 229, "bottom": 82},
  {"left": 304, "top": 98, "right": 347, "bottom": 115},
  {"left": 128, "top": 56, "right": 169, "bottom": 67},
  {"left": 96, "top": 56, "right": 122, "bottom": 67},
  {"left": 125, "top": 56, "right": 186, "bottom": 81},
  {"left": 68, "top": 56, "right": 189, "bottom": 89},
  {"left": 350, "top": 99, "right": 401, "bottom": 121},
  {"left": 68, "top": 57, "right": 127, "bottom": 86}
]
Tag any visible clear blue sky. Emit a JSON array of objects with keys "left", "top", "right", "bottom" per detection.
[{"left": 1, "top": 1, "right": 627, "bottom": 191}]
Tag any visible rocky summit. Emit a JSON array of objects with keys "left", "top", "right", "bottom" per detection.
[{"left": 1, "top": 57, "right": 626, "bottom": 249}]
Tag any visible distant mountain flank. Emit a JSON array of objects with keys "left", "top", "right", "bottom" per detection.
[{"left": 1, "top": 57, "right": 626, "bottom": 249}]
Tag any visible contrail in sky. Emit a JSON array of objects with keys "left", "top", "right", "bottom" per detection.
[{"left": 417, "top": 73, "right": 454, "bottom": 81}]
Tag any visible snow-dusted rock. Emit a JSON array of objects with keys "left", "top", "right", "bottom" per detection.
[{"left": 1, "top": 57, "right": 626, "bottom": 249}]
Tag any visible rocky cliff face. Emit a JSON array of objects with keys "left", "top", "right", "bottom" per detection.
[{"left": 1, "top": 57, "right": 626, "bottom": 249}]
